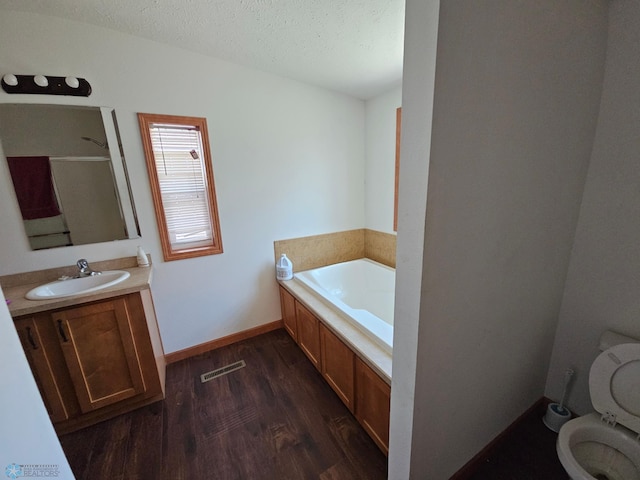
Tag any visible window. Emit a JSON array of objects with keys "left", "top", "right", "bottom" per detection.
[{"left": 138, "top": 113, "right": 223, "bottom": 261}]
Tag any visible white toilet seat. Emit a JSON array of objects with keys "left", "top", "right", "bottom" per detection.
[{"left": 590, "top": 343, "right": 640, "bottom": 434}]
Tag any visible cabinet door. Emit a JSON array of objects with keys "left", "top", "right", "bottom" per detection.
[
  {"left": 14, "top": 315, "right": 73, "bottom": 423},
  {"left": 355, "top": 357, "right": 391, "bottom": 455},
  {"left": 52, "top": 298, "right": 145, "bottom": 413},
  {"left": 279, "top": 286, "right": 297, "bottom": 341},
  {"left": 320, "top": 324, "right": 355, "bottom": 412},
  {"left": 295, "top": 301, "right": 321, "bottom": 370}
]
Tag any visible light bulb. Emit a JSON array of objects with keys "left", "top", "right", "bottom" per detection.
[
  {"left": 2, "top": 74, "right": 18, "bottom": 86},
  {"left": 65, "top": 76, "right": 79, "bottom": 88},
  {"left": 34, "top": 75, "right": 48, "bottom": 87}
]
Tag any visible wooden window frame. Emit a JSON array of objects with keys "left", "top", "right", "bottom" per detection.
[{"left": 137, "top": 113, "right": 223, "bottom": 261}]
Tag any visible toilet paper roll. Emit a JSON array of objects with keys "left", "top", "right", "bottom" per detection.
[{"left": 543, "top": 403, "right": 571, "bottom": 433}]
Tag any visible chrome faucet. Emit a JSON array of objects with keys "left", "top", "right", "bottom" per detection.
[{"left": 76, "top": 259, "right": 101, "bottom": 277}]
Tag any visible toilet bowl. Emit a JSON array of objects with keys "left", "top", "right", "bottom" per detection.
[
  {"left": 557, "top": 342, "right": 640, "bottom": 480},
  {"left": 558, "top": 413, "right": 640, "bottom": 480}
]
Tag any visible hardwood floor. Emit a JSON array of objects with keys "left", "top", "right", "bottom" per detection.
[
  {"left": 59, "top": 329, "right": 387, "bottom": 480},
  {"left": 466, "top": 402, "right": 568, "bottom": 480},
  {"left": 59, "top": 328, "right": 567, "bottom": 479}
]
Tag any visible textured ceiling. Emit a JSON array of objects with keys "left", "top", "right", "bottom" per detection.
[{"left": 0, "top": 0, "right": 405, "bottom": 99}]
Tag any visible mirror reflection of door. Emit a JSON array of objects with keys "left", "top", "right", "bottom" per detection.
[{"left": 50, "top": 158, "right": 126, "bottom": 245}]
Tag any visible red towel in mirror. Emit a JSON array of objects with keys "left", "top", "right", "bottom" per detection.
[{"left": 7, "top": 156, "right": 61, "bottom": 220}]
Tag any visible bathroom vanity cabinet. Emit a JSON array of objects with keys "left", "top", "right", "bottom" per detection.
[
  {"left": 279, "top": 285, "right": 390, "bottom": 454},
  {"left": 14, "top": 290, "right": 165, "bottom": 434}
]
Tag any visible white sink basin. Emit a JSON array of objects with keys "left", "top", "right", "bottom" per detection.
[{"left": 25, "top": 270, "right": 131, "bottom": 300}]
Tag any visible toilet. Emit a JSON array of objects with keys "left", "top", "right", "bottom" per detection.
[{"left": 556, "top": 332, "right": 640, "bottom": 480}]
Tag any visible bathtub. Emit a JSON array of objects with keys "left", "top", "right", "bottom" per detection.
[{"left": 293, "top": 259, "right": 395, "bottom": 353}]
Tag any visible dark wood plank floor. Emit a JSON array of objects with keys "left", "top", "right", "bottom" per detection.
[
  {"left": 59, "top": 328, "right": 567, "bottom": 479},
  {"left": 59, "top": 329, "right": 387, "bottom": 480},
  {"left": 467, "top": 402, "right": 567, "bottom": 480}
]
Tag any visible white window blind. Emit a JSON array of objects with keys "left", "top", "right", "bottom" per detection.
[{"left": 149, "top": 123, "right": 214, "bottom": 250}]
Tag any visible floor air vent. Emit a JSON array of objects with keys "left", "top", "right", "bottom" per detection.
[{"left": 200, "top": 360, "right": 246, "bottom": 383}]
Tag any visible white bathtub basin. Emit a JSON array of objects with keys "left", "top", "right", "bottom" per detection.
[
  {"left": 25, "top": 270, "right": 131, "bottom": 300},
  {"left": 294, "top": 259, "right": 395, "bottom": 353}
]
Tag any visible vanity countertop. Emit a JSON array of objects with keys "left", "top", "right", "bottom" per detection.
[{"left": 1, "top": 257, "right": 153, "bottom": 318}]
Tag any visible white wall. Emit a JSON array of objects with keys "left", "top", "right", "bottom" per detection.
[
  {"left": 0, "top": 11, "right": 366, "bottom": 353},
  {"left": 388, "top": 1, "right": 440, "bottom": 478},
  {"left": 365, "top": 86, "right": 402, "bottom": 233},
  {"left": 545, "top": 0, "right": 640, "bottom": 415},
  {"left": 0, "top": 287, "right": 74, "bottom": 479},
  {"left": 394, "top": 1, "right": 608, "bottom": 477}
]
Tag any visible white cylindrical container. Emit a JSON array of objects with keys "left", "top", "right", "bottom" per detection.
[
  {"left": 136, "top": 246, "right": 150, "bottom": 267},
  {"left": 276, "top": 254, "right": 293, "bottom": 280},
  {"left": 543, "top": 403, "right": 571, "bottom": 433}
]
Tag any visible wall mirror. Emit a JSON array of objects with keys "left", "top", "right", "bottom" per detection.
[{"left": 0, "top": 104, "right": 140, "bottom": 250}]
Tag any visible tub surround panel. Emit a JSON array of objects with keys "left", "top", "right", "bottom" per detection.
[
  {"left": 274, "top": 228, "right": 396, "bottom": 271},
  {"left": 274, "top": 230, "right": 365, "bottom": 273},
  {"left": 364, "top": 229, "right": 396, "bottom": 268}
]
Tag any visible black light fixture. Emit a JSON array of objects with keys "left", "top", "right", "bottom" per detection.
[{"left": 1, "top": 74, "right": 91, "bottom": 97}]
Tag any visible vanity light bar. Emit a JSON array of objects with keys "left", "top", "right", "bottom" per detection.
[{"left": 1, "top": 74, "right": 92, "bottom": 97}]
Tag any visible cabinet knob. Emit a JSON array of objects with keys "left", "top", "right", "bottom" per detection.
[{"left": 57, "top": 319, "right": 69, "bottom": 343}]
